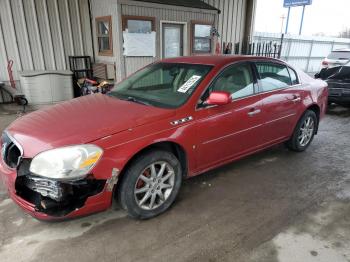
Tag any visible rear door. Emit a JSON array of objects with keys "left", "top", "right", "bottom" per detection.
[
  {"left": 254, "top": 62, "right": 302, "bottom": 145},
  {"left": 194, "top": 62, "right": 265, "bottom": 171}
]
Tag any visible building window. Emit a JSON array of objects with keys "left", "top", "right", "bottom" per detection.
[
  {"left": 96, "top": 16, "right": 112, "bottom": 56},
  {"left": 192, "top": 22, "right": 212, "bottom": 54},
  {"left": 122, "top": 16, "right": 155, "bottom": 33},
  {"left": 122, "top": 16, "right": 156, "bottom": 57}
]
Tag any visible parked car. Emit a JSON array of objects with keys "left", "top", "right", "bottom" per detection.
[
  {"left": 321, "top": 49, "right": 350, "bottom": 69},
  {"left": 0, "top": 56, "right": 328, "bottom": 220},
  {"left": 316, "top": 61, "right": 350, "bottom": 107}
]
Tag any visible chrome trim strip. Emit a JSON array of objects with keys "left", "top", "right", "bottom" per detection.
[
  {"left": 264, "top": 113, "right": 296, "bottom": 125},
  {"left": 202, "top": 124, "right": 263, "bottom": 145}
]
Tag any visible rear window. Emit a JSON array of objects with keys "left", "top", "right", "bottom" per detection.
[
  {"left": 256, "top": 62, "right": 292, "bottom": 92},
  {"left": 327, "top": 51, "right": 350, "bottom": 60}
]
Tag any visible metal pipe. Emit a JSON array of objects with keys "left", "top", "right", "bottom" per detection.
[
  {"left": 299, "top": 5, "right": 306, "bottom": 35},
  {"left": 87, "top": 0, "right": 96, "bottom": 62},
  {"left": 285, "top": 7, "right": 291, "bottom": 34}
]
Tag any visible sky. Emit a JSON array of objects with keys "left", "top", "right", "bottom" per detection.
[{"left": 254, "top": 0, "right": 350, "bottom": 37}]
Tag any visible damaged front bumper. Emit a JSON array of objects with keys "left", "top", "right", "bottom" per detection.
[{"left": 0, "top": 157, "right": 115, "bottom": 220}]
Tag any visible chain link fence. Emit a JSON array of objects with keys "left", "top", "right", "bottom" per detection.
[{"left": 253, "top": 32, "right": 350, "bottom": 74}]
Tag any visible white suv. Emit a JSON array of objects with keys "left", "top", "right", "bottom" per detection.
[{"left": 322, "top": 49, "right": 350, "bottom": 69}]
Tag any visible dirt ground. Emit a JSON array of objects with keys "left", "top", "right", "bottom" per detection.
[{"left": 1, "top": 103, "right": 350, "bottom": 262}]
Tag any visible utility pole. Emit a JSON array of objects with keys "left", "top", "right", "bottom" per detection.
[
  {"left": 285, "top": 7, "right": 291, "bottom": 34},
  {"left": 299, "top": 5, "right": 306, "bottom": 35},
  {"left": 280, "top": 14, "right": 286, "bottom": 34}
]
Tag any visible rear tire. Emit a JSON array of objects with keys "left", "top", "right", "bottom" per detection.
[
  {"left": 286, "top": 110, "right": 317, "bottom": 152},
  {"left": 118, "top": 150, "right": 182, "bottom": 219}
]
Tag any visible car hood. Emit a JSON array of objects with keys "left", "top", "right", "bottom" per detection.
[{"left": 6, "top": 94, "right": 175, "bottom": 157}]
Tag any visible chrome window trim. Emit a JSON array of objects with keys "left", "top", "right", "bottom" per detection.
[
  {"left": 287, "top": 66, "right": 300, "bottom": 85},
  {"left": 256, "top": 83, "right": 303, "bottom": 95},
  {"left": 195, "top": 58, "right": 303, "bottom": 112}
]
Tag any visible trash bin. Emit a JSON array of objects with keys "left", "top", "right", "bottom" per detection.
[{"left": 19, "top": 70, "right": 74, "bottom": 105}]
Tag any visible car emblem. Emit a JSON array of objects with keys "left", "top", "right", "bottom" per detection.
[{"left": 171, "top": 116, "right": 193, "bottom": 126}]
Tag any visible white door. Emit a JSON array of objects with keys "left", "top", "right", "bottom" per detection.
[{"left": 162, "top": 23, "right": 184, "bottom": 58}]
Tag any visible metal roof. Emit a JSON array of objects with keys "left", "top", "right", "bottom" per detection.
[{"left": 133, "top": 0, "right": 220, "bottom": 13}]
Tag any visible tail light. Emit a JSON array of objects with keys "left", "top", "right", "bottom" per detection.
[{"left": 321, "top": 60, "right": 329, "bottom": 68}]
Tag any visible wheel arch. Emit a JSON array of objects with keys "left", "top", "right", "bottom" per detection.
[
  {"left": 113, "top": 141, "right": 188, "bottom": 198},
  {"left": 306, "top": 103, "right": 321, "bottom": 133}
]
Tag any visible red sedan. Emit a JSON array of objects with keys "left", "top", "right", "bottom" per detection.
[{"left": 0, "top": 56, "right": 328, "bottom": 220}]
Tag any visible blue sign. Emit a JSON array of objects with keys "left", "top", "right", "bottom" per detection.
[{"left": 283, "top": 0, "right": 312, "bottom": 7}]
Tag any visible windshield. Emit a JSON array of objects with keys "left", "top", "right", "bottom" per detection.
[{"left": 109, "top": 63, "right": 213, "bottom": 108}]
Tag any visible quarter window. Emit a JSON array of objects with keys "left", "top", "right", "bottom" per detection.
[
  {"left": 256, "top": 62, "right": 292, "bottom": 92},
  {"left": 208, "top": 63, "right": 255, "bottom": 100},
  {"left": 288, "top": 67, "right": 299, "bottom": 85}
]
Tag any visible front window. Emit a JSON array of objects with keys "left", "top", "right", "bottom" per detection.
[
  {"left": 109, "top": 63, "right": 213, "bottom": 108},
  {"left": 96, "top": 16, "right": 112, "bottom": 56},
  {"left": 122, "top": 16, "right": 155, "bottom": 33},
  {"left": 122, "top": 16, "right": 156, "bottom": 57},
  {"left": 210, "top": 63, "right": 255, "bottom": 99},
  {"left": 192, "top": 23, "right": 212, "bottom": 54}
]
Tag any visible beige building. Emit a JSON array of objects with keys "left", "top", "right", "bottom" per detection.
[{"left": 0, "top": 0, "right": 256, "bottom": 86}]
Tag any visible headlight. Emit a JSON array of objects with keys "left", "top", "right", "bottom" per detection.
[{"left": 30, "top": 144, "right": 103, "bottom": 180}]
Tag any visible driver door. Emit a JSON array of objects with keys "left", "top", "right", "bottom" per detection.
[{"left": 193, "top": 63, "right": 265, "bottom": 171}]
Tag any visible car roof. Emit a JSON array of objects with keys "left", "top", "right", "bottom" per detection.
[
  {"left": 332, "top": 48, "right": 350, "bottom": 52},
  {"left": 160, "top": 55, "right": 283, "bottom": 67}
]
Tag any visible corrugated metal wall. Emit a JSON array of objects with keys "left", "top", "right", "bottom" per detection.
[
  {"left": 119, "top": 2, "right": 217, "bottom": 76},
  {"left": 0, "top": 0, "right": 255, "bottom": 83},
  {"left": 0, "top": 0, "right": 93, "bottom": 83},
  {"left": 89, "top": 0, "right": 256, "bottom": 80},
  {"left": 203, "top": 0, "right": 250, "bottom": 49},
  {"left": 90, "top": 0, "right": 119, "bottom": 78}
]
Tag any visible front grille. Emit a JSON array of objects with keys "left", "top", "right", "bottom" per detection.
[{"left": 1, "top": 132, "right": 22, "bottom": 168}]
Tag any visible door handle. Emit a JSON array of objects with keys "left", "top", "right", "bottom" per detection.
[
  {"left": 248, "top": 108, "right": 261, "bottom": 117},
  {"left": 291, "top": 95, "right": 301, "bottom": 103}
]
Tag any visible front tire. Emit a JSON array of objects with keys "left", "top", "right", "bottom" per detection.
[
  {"left": 286, "top": 110, "right": 317, "bottom": 152},
  {"left": 118, "top": 150, "right": 182, "bottom": 219}
]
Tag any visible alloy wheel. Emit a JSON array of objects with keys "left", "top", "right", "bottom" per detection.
[
  {"left": 134, "top": 161, "right": 175, "bottom": 210},
  {"left": 298, "top": 116, "right": 315, "bottom": 147}
]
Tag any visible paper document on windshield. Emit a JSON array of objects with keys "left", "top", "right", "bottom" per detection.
[{"left": 177, "top": 75, "right": 201, "bottom": 93}]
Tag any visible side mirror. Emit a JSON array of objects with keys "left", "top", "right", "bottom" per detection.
[{"left": 205, "top": 91, "right": 231, "bottom": 106}]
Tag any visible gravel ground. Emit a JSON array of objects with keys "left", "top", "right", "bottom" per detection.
[{"left": 0, "top": 103, "right": 350, "bottom": 262}]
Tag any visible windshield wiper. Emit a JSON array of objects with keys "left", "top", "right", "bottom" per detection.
[{"left": 125, "top": 96, "right": 151, "bottom": 106}]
